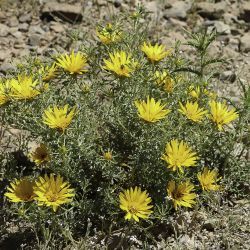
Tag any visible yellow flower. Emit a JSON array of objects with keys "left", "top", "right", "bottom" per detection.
[
  {"left": 29, "top": 144, "right": 50, "bottom": 165},
  {"left": 154, "top": 71, "right": 174, "bottom": 93},
  {"left": 135, "top": 96, "right": 171, "bottom": 123},
  {"left": 189, "top": 85, "right": 200, "bottom": 99},
  {"left": 42, "top": 104, "right": 76, "bottom": 132},
  {"left": 10, "top": 75, "right": 40, "bottom": 100},
  {"left": 209, "top": 100, "right": 238, "bottom": 130},
  {"left": 4, "top": 178, "right": 35, "bottom": 202},
  {"left": 40, "top": 63, "right": 58, "bottom": 82},
  {"left": 141, "top": 42, "right": 171, "bottom": 62},
  {"left": 167, "top": 180, "right": 196, "bottom": 210},
  {"left": 103, "top": 150, "right": 112, "bottom": 161},
  {"left": 103, "top": 51, "right": 137, "bottom": 77},
  {"left": 96, "top": 23, "right": 122, "bottom": 44},
  {"left": 34, "top": 174, "right": 75, "bottom": 212},
  {"left": 197, "top": 167, "right": 221, "bottom": 191},
  {"left": 0, "top": 80, "right": 10, "bottom": 105},
  {"left": 161, "top": 139, "right": 198, "bottom": 173},
  {"left": 56, "top": 51, "right": 88, "bottom": 74},
  {"left": 178, "top": 101, "right": 207, "bottom": 122},
  {"left": 119, "top": 187, "right": 153, "bottom": 222}
]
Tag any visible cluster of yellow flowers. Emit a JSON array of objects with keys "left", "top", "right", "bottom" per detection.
[
  {"left": 2, "top": 23, "right": 239, "bottom": 224},
  {"left": 4, "top": 174, "right": 75, "bottom": 212}
]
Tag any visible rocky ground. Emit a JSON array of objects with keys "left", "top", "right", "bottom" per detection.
[
  {"left": 0, "top": 0, "right": 249, "bottom": 101},
  {"left": 0, "top": 0, "right": 249, "bottom": 249}
]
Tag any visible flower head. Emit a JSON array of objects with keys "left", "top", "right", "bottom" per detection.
[
  {"left": 103, "top": 51, "right": 137, "bottom": 77},
  {"left": 10, "top": 75, "right": 40, "bottom": 100},
  {"left": 189, "top": 85, "right": 200, "bottom": 99},
  {"left": 103, "top": 150, "right": 112, "bottom": 161},
  {"left": 178, "top": 101, "right": 207, "bottom": 122},
  {"left": 29, "top": 143, "right": 50, "bottom": 165},
  {"left": 56, "top": 51, "right": 88, "bottom": 74},
  {"left": 162, "top": 139, "right": 198, "bottom": 173},
  {"left": 197, "top": 167, "right": 221, "bottom": 191},
  {"left": 167, "top": 180, "right": 196, "bottom": 210},
  {"left": 154, "top": 71, "right": 174, "bottom": 93},
  {"left": 40, "top": 63, "right": 58, "bottom": 82},
  {"left": 209, "top": 100, "right": 238, "bottom": 130},
  {"left": 4, "top": 178, "right": 35, "bottom": 202},
  {"left": 119, "top": 187, "right": 153, "bottom": 222},
  {"left": 42, "top": 104, "right": 76, "bottom": 132},
  {"left": 141, "top": 42, "right": 171, "bottom": 62},
  {"left": 0, "top": 80, "right": 10, "bottom": 105},
  {"left": 96, "top": 23, "right": 122, "bottom": 44},
  {"left": 34, "top": 174, "right": 75, "bottom": 212},
  {"left": 135, "top": 96, "right": 171, "bottom": 123}
]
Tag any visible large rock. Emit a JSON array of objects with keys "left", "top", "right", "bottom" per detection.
[
  {"left": 41, "top": 2, "right": 83, "bottom": 23},
  {"left": 239, "top": 2, "right": 250, "bottom": 22},
  {"left": 240, "top": 33, "right": 250, "bottom": 53},
  {"left": 163, "top": 1, "right": 192, "bottom": 20}
]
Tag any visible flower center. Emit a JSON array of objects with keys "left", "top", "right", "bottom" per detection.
[
  {"left": 46, "top": 192, "right": 59, "bottom": 202},
  {"left": 128, "top": 205, "right": 138, "bottom": 215}
]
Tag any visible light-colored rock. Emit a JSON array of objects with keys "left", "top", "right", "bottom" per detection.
[
  {"left": 0, "top": 50, "right": 11, "bottom": 61},
  {"left": 12, "top": 31, "right": 23, "bottom": 39},
  {"left": 8, "top": 16, "right": 19, "bottom": 27},
  {"left": 29, "top": 25, "right": 45, "bottom": 35},
  {"left": 240, "top": 33, "right": 250, "bottom": 53},
  {"left": 213, "top": 21, "right": 231, "bottom": 35},
  {"left": 0, "top": 23, "right": 9, "bottom": 36},
  {"left": 18, "top": 22, "right": 29, "bottom": 32},
  {"left": 0, "top": 61, "right": 15, "bottom": 72},
  {"left": 19, "top": 13, "right": 32, "bottom": 23},
  {"left": 28, "top": 34, "right": 42, "bottom": 46},
  {"left": 50, "top": 22, "right": 65, "bottom": 33},
  {"left": 164, "top": 1, "right": 191, "bottom": 20},
  {"left": 41, "top": 2, "right": 83, "bottom": 23},
  {"left": 196, "top": 2, "right": 225, "bottom": 20}
]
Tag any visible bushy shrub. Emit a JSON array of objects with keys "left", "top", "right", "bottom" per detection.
[{"left": 0, "top": 7, "right": 248, "bottom": 248}]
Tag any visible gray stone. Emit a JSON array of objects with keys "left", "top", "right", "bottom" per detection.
[
  {"left": 50, "top": 22, "right": 65, "bottom": 33},
  {"left": 0, "top": 23, "right": 9, "bottom": 37},
  {"left": 223, "top": 46, "right": 240, "bottom": 59},
  {"left": 212, "top": 21, "right": 231, "bottom": 35},
  {"left": 239, "top": 2, "right": 250, "bottom": 22},
  {"left": 18, "top": 22, "right": 29, "bottom": 32},
  {"left": 164, "top": 1, "right": 191, "bottom": 20},
  {"left": 240, "top": 34, "right": 250, "bottom": 53},
  {"left": 0, "top": 61, "right": 15, "bottom": 73},
  {"left": 28, "top": 34, "right": 41, "bottom": 46},
  {"left": 8, "top": 16, "right": 19, "bottom": 27},
  {"left": 0, "top": 50, "right": 11, "bottom": 61},
  {"left": 12, "top": 31, "right": 23, "bottom": 39},
  {"left": 19, "top": 13, "right": 32, "bottom": 23},
  {"left": 0, "top": 11, "right": 6, "bottom": 21},
  {"left": 41, "top": 2, "right": 83, "bottom": 23},
  {"left": 196, "top": 2, "right": 225, "bottom": 20},
  {"left": 29, "top": 25, "right": 45, "bottom": 35},
  {"left": 228, "top": 38, "right": 240, "bottom": 51},
  {"left": 169, "top": 18, "right": 187, "bottom": 27}
]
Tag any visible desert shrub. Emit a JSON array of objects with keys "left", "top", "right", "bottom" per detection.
[{"left": 0, "top": 7, "right": 248, "bottom": 249}]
